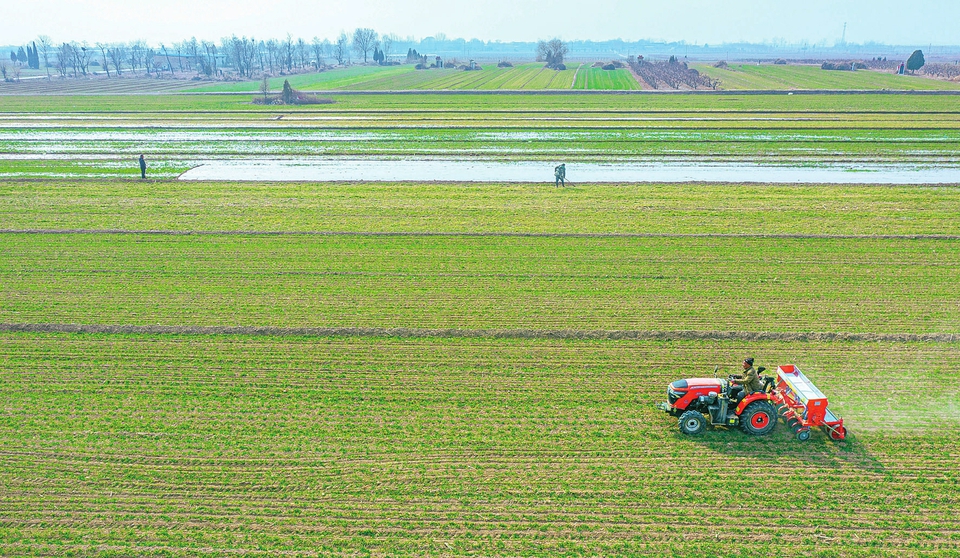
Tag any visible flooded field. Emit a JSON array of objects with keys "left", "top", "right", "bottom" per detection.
[{"left": 179, "top": 159, "right": 960, "bottom": 184}]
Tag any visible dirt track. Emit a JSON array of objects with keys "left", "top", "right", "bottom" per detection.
[{"left": 3, "top": 323, "right": 956, "bottom": 343}]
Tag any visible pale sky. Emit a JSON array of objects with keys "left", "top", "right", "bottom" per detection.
[{"left": 6, "top": 0, "right": 958, "bottom": 46}]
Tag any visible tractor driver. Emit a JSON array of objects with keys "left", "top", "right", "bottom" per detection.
[{"left": 730, "top": 357, "right": 763, "bottom": 402}]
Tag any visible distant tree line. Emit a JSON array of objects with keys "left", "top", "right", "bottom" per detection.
[
  {"left": 9, "top": 43, "right": 41, "bottom": 69},
  {"left": 8, "top": 28, "right": 407, "bottom": 80},
  {"left": 9, "top": 30, "right": 947, "bottom": 84}
]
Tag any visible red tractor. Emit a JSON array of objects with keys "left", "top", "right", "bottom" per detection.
[{"left": 657, "top": 364, "right": 846, "bottom": 441}]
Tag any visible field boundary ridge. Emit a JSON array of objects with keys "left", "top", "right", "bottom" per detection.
[{"left": 3, "top": 229, "right": 960, "bottom": 240}]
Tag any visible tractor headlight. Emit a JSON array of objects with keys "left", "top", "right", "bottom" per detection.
[{"left": 667, "top": 386, "right": 681, "bottom": 404}]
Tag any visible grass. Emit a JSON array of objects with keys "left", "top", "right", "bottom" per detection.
[
  {"left": 4, "top": 180, "right": 960, "bottom": 236},
  {"left": 1, "top": 332, "right": 958, "bottom": 555},
  {"left": 188, "top": 65, "right": 413, "bottom": 92},
  {"left": 5, "top": 91, "right": 960, "bottom": 113},
  {"left": 3, "top": 181, "right": 959, "bottom": 336},
  {"left": 573, "top": 67, "right": 643, "bottom": 90},
  {"left": 183, "top": 63, "right": 642, "bottom": 92},
  {"left": 182, "top": 63, "right": 959, "bottom": 93},
  {"left": 3, "top": 231, "right": 959, "bottom": 333},
  {"left": 695, "top": 63, "right": 960, "bottom": 91}
]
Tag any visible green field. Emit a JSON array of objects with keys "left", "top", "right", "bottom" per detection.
[
  {"left": 3, "top": 176, "right": 960, "bottom": 556},
  {"left": 185, "top": 63, "right": 637, "bottom": 92},
  {"left": 695, "top": 63, "right": 960, "bottom": 90},
  {"left": 573, "top": 67, "right": 644, "bottom": 90},
  {"left": 2, "top": 63, "right": 957, "bottom": 96},
  {"left": 2, "top": 333, "right": 958, "bottom": 556},
  {"left": 183, "top": 63, "right": 959, "bottom": 92},
  {"left": 2, "top": 89, "right": 959, "bottom": 556}
]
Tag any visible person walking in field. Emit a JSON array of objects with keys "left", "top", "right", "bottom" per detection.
[
  {"left": 139, "top": 154, "right": 147, "bottom": 179},
  {"left": 554, "top": 163, "right": 566, "bottom": 187}
]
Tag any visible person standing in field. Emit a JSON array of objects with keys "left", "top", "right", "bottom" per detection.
[
  {"left": 139, "top": 154, "right": 147, "bottom": 179},
  {"left": 554, "top": 163, "right": 566, "bottom": 187}
]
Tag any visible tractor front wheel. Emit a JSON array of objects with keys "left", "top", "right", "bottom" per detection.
[
  {"left": 740, "top": 401, "right": 777, "bottom": 436},
  {"left": 678, "top": 410, "right": 707, "bottom": 435}
]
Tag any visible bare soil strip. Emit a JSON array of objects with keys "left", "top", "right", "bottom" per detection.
[
  {"left": 2, "top": 229, "right": 959, "bottom": 240},
  {"left": 3, "top": 323, "right": 956, "bottom": 343}
]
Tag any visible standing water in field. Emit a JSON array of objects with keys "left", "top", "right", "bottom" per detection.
[{"left": 178, "top": 159, "right": 960, "bottom": 184}]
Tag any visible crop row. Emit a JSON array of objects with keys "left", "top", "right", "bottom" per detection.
[
  {"left": 573, "top": 68, "right": 644, "bottom": 91},
  {"left": 3, "top": 65, "right": 956, "bottom": 97},
  {"left": 2, "top": 233, "right": 958, "bottom": 334},
  {"left": 7, "top": 112, "right": 960, "bottom": 128},
  {"left": 694, "top": 64, "right": 960, "bottom": 91},
  {"left": 0, "top": 76, "right": 199, "bottom": 96},
  {"left": 178, "top": 64, "right": 960, "bottom": 93},
  {"left": 0, "top": 333, "right": 957, "bottom": 555},
  {"left": 5, "top": 91, "right": 960, "bottom": 114},
  {"left": 180, "top": 63, "right": 638, "bottom": 93},
  {"left": 4, "top": 180, "right": 959, "bottom": 236},
  {"left": 4, "top": 128, "right": 960, "bottom": 163}
]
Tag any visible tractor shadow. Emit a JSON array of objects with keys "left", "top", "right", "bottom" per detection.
[{"left": 682, "top": 420, "right": 886, "bottom": 474}]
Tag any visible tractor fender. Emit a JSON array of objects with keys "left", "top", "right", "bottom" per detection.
[{"left": 735, "top": 392, "right": 773, "bottom": 415}]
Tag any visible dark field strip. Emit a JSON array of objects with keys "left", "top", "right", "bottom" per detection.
[
  {"left": 0, "top": 333, "right": 957, "bottom": 555},
  {"left": 4, "top": 229, "right": 960, "bottom": 240},
  {"left": 3, "top": 323, "right": 958, "bottom": 343},
  {"left": 3, "top": 92, "right": 960, "bottom": 114},
  {"left": 2, "top": 233, "right": 958, "bottom": 334}
]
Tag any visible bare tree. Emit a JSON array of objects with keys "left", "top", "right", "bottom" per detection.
[
  {"left": 334, "top": 32, "right": 349, "bottom": 65},
  {"left": 37, "top": 35, "right": 52, "bottom": 76},
  {"left": 160, "top": 44, "right": 175, "bottom": 75},
  {"left": 129, "top": 40, "right": 146, "bottom": 74},
  {"left": 282, "top": 34, "right": 294, "bottom": 71},
  {"left": 145, "top": 47, "right": 158, "bottom": 76},
  {"left": 219, "top": 37, "right": 232, "bottom": 72},
  {"left": 96, "top": 43, "right": 111, "bottom": 77},
  {"left": 55, "top": 43, "right": 71, "bottom": 77},
  {"left": 265, "top": 39, "right": 279, "bottom": 74},
  {"left": 69, "top": 43, "right": 91, "bottom": 76},
  {"left": 108, "top": 44, "right": 126, "bottom": 76},
  {"left": 537, "top": 38, "right": 568, "bottom": 69},
  {"left": 228, "top": 36, "right": 254, "bottom": 77},
  {"left": 201, "top": 41, "right": 217, "bottom": 76},
  {"left": 381, "top": 33, "right": 399, "bottom": 59},
  {"left": 184, "top": 37, "right": 200, "bottom": 74},
  {"left": 255, "top": 40, "right": 266, "bottom": 74},
  {"left": 259, "top": 76, "right": 270, "bottom": 104},
  {"left": 311, "top": 37, "right": 325, "bottom": 69},
  {"left": 296, "top": 38, "right": 309, "bottom": 69},
  {"left": 0, "top": 62, "right": 7, "bottom": 82},
  {"left": 172, "top": 41, "right": 185, "bottom": 72},
  {"left": 352, "top": 28, "right": 378, "bottom": 63}
]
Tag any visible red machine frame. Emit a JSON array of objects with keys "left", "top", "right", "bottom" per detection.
[{"left": 771, "top": 364, "right": 846, "bottom": 441}]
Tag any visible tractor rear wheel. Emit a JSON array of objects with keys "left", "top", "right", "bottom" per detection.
[
  {"left": 678, "top": 410, "right": 707, "bottom": 435},
  {"left": 740, "top": 401, "right": 777, "bottom": 436}
]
